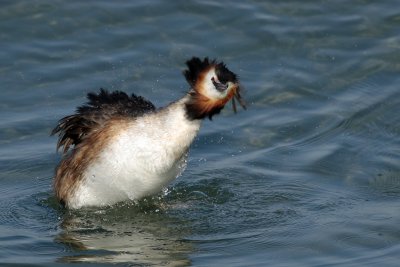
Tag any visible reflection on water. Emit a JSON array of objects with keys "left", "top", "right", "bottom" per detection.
[{"left": 56, "top": 200, "right": 192, "bottom": 266}]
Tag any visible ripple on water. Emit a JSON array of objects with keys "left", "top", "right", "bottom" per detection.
[
  {"left": 369, "top": 171, "right": 400, "bottom": 195},
  {"left": 167, "top": 178, "right": 235, "bottom": 205},
  {"left": 0, "top": 188, "right": 67, "bottom": 263},
  {"left": 0, "top": 190, "right": 58, "bottom": 231}
]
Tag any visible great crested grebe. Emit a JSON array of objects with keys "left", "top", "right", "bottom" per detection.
[{"left": 52, "top": 57, "right": 246, "bottom": 209}]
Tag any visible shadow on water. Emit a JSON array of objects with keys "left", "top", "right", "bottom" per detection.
[{"left": 52, "top": 197, "right": 193, "bottom": 266}]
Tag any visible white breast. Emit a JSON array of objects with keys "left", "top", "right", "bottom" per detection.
[{"left": 67, "top": 98, "right": 201, "bottom": 208}]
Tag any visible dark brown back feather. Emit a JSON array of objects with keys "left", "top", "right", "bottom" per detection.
[{"left": 51, "top": 89, "right": 156, "bottom": 154}]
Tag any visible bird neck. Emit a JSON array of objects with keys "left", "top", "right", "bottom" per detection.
[{"left": 158, "top": 93, "right": 203, "bottom": 148}]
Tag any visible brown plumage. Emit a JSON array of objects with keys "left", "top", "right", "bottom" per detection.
[
  {"left": 51, "top": 57, "right": 246, "bottom": 208},
  {"left": 183, "top": 57, "right": 246, "bottom": 120},
  {"left": 51, "top": 90, "right": 156, "bottom": 203},
  {"left": 51, "top": 89, "right": 155, "bottom": 154},
  {"left": 53, "top": 118, "right": 130, "bottom": 203}
]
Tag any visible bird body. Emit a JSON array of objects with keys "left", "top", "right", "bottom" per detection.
[
  {"left": 65, "top": 97, "right": 201, "bottom": 208},
  {"left": 52, "top": 57, "right": 245, "bottom": 209}
]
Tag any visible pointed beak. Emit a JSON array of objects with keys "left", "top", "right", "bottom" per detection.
[{"left": 211, "top": 77, "right": 228, "bottom": 92}]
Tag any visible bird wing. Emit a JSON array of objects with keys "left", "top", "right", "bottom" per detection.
[{"left": 51, "top": 88, "right": 156, "bottom": 154}]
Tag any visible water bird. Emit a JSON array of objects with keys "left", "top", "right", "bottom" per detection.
[{"left": 51, "top": 57, "right": 246, "bottom": 209}]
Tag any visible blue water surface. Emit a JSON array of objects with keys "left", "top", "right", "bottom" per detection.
[{"left": 0, "top": 1, "right": 399, "bottom": 266}]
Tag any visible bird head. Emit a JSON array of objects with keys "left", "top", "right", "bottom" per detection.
[{"left": 183, "top": 57, "right": 246, "bottom": 120}]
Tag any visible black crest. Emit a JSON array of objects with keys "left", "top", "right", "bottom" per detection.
[
  {"left": 183, "top": 57, "right": 216, "bottom": 87},
  {"left": 183, "top": 57, "right": 238, "bottom": 88},
  {"left": 51, "top": 89, "right": 156, "bottom": 154},
  {"left": 215, "top": 62, "right": 238, "bottom": 84}
]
